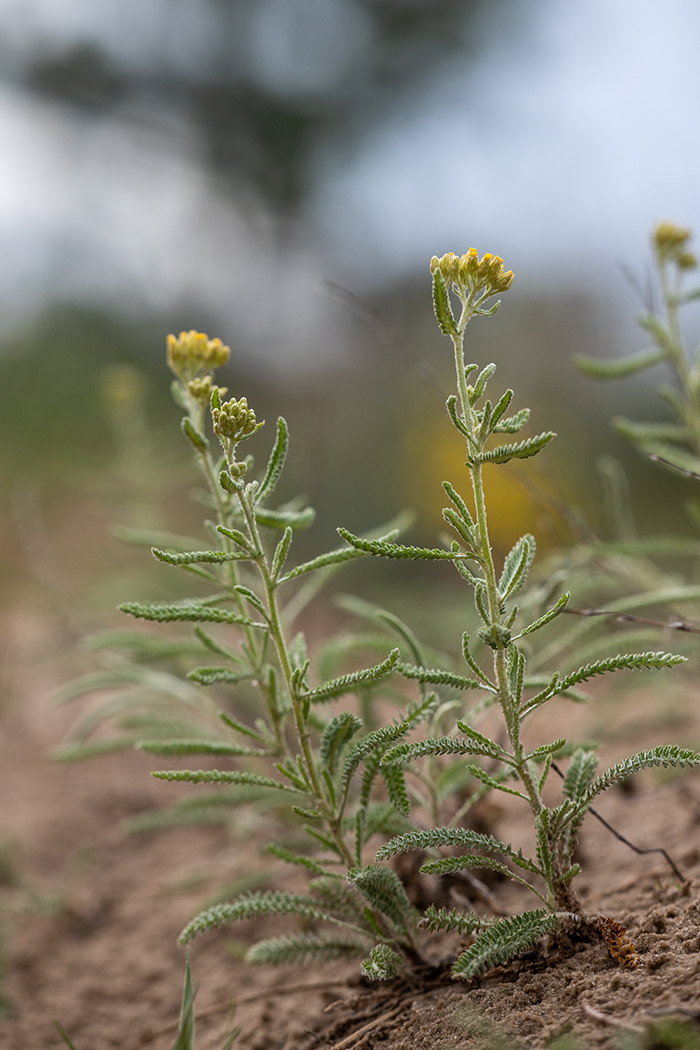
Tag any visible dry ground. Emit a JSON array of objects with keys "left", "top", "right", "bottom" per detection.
[{"left": 1, "top": 608, "right": 700, "bottom": 1049}]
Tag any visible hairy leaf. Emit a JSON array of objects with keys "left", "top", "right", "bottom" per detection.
[
  {"left": 493, "top": 407, "right": 530, "bottom": 433},
  {"left": 118, "top": 602, "right": 266, "bottom": 627},
  {"left": 179, "top": 891, "right": 338, "bottom": 943},
  {"left": 304, "top": 649, "right": 400, "bottom": 704},
  {"left": 337, "top": 528, "right": 463, "bottom": 561},
  {"left": 562, "top": 749, "right": 599, "bottom": 803},
  {"left": 499, "top": 535, "right": 535, "bottom": 600},
  {"left": 256, "top": 416, "right": 289, "bottom": 504},
  {"left": 152, "top": 770, "right": 301, "bottom": 792},
  {"left": 187, "top": 667, "right": 255, "bottom": 685},
  {"left": 573, "top": 347, "right": 664, "bottom": 378},
  {"left": 420, "top": 905, "right": 486, "bottom": 935},
  {"left": 473, "top": 432, "right": 555, "bottom": 466},
  {"left": 581, "top": 745, "right": 700, "bottom": 808},
  {"left": 245, "top": 932, "right": 368, "bottom": 965},
  {"left": 135, "top": 739, "right": 268, "bottom": 757},
  {"left": 381, "top": 763, "right": 411, "bottom": 816},
  {"left": 320, "top": 712, "right": 363, "bottom": 774},
  {"left": 361, "top": 944, "right": 403, "bottom": 981},
  {"left": 151, "top": 548, "right": 248, "bottom": 565},
  {"left": 452, "top": 911, "right": 558, "bottom": 980},
  {"left": 347, "top": 865, "right": 415, "bottom": 936},
  {"left": 396, "top": 663, "right": 481, "bottom": 690},
  {"left": 376, "top": 828, "right": 538, "bottom": 872}
]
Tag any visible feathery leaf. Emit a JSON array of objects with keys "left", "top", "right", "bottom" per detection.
[
  {"left": 452, "top": 911, "right": 558, "bottom": 980},
  {"left": 304, "top": 649, "right": 399, "bottom": 704},
  {"left": 473, "top": 432, "right": 555, "bottom": 466},
  {"left": 361, "top": 944, "right": 403, "bottom": 981},
  {"left": 337, "top": 528, "right": 463, "bottom": 561},
  {"left": 256, "top": 416, "right": 289, "bottom": 504}
]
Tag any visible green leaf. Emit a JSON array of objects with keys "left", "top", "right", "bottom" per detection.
[
  {"left": 304, "top": 649, "right": 400, "bottom": 704},
  {"left": 376, "top": 827, "right": 538, "bottom": 871},
  {"left": 442, "top": 481, "right": 476, "bottom": 532},
  {"left": 179, "top": 891, "right": 338, "bottom": 944},
  {"left": 419, "top": 855, "right": 523, "bottom": 881},
  {"left": 452, "top": 910, "right": 558, "bottom": 980},
  {"left": 271, "top": 526, "right": 294, "bottom": 579},
  {"left": 277, "top": 545, "right": 367, "bottom": 584},
  {"left": 187, "top": 667, "right": 255, "bottom": 685},
  {"left": 152, "top": 770, "right": 301, "bottom": 792},
  {"left": 151, "top": 548, "right": 249, "bottom": 565},
  {"left": 473, "top": 432, "right": 555, "bottom": 466},
  {"left": 581, "top": 745, "right": 700, "bottom": 808},
  {"left": 361, "top": 944, "right": 403, "bottom": 981},
  {"left": 256, "top": 416, "right": 289, "bottom": 504},
  {"left": 470, "top": 363, "right": 496, "bottom": 403},
  {"left": 558, "top": 651, "right": 686, "bottom": 691},
  {"left": 218, "top": 712, "right": 268, "bottom": 743},
  {"left": 443, "top": 507, "right": 477, "bottom": 547},
  {"left": 135, "top": 739, "right": 268, "bottom": 757},
  {"left": 49, "top": 671, "right": 137, "bottom": 706},
  {"left": 340, "top": 695, "right": 436, "bottom": 791},
  {"left": 245, "top": 932, "right": 369, "bottom": 965},
  {"left": 337, "top": 528, "right": 463, "bottom": 561},
  {"left": 573, "top": 347, "right": 664, "bottom": 378},
  {"left": 490, "top": 388, "right": 514, "bottom": 429},
  {"left": 525, "top": 739, "right": 567, "bottom": 761},
  {"left": 320, "top": 712, "right": 363, "bottom": 774},
  {"left": 396, "top": 663, "right": 482, "bottom": 690},
  {"left": 446, "top": 394, "right": 472, "bottom": 439},
  {"left": 118, "top": 602, "right": 266, "bottom": 628},
  {"left": 613, "top": 418, "right": 693, "bottom": 445},
  {"left": 493, "top": 407, "right": 530, "bottom": 434},
  {"left": 171, "top": 952, "right": 195, "bottom": 1050},
  {"left": 264, "top": 845, "right": 332, "bottom": 877},
  {"left": 56, "top": 736, "right": 151, "bottom": 762},
  {"left": 54, "top": 1022, "right": 80, "bottom": 1050},
  {"left": 514, "top": 593, "right": 570, "bottom": 639},
  {"left": 215, "top": 524, "right": 254, "bottom": 550},
  {"left": 420, "top": 905, "right": 486, "bottom": 935},
  {"left": 381, "top": 763, "right": 411, "bottom": 816},
  {"left": 498, "top": 534, "right": 535, "bottom": 600},
  {"left": 347, "top": 865, "right": 415, "bottom": 936},
  {"left": 181, "top": 416, "right": 207, "bottom": 452},
  {"left": 432, "top": 268, "right": 457, "bottom": 336},
  {"left": 381, "top": 735, "right": 506, "bottom": 767},
  {"left": 562, "top": 749, "right": 599, "bottom": 803},
  {"left": 255, "top": 505, "right": 315, "bottom": 530}
]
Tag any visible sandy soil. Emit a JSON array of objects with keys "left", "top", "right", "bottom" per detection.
[{"left": 1, "top": 609, "right": 700, "bottom": 1050}]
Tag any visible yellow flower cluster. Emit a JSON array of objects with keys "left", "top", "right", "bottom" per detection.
[
  {"left": 167, "top": 330, "right": 230, "bottom": 382},
  {"left": 430, "top": 249, "right": 514, "bottom": 296},
  {"left": 653, "top": 222, "right": 697, "bottom": 270},
  {"left": 212, "top": 396, "right": 263, "bottom": 445}
]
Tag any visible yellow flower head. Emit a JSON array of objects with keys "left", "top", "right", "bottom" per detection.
[
  {"left": 653, "top": 222, "right": 696, "bottom": 269},
  {"left": 430, "top": 249, "right": 514, "bottom": 298},
  {"left": 167, "top": 330, "right": 230, "bottom": 382}
]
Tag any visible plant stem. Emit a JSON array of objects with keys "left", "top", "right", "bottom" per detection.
[{"left": 449, "top": 302, "right": 584, "bottom": 909}]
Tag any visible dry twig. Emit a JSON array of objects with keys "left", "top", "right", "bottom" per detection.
[
  {"left": 328, "top": 1005, "right": 404, "bottom": 1050},
  {"left": 582, "top": 1004, "right": 643, "bottom": 1032}
]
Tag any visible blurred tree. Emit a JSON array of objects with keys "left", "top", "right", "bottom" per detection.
[{"left": 15, "top": 0, "right": 506, "bottom": 213}]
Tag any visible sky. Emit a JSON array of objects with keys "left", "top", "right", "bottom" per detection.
[
  {"left": 0, "top": 0, "right": 698, "bottom": 365},
  {"left": 316, "top": 0, "right": 700, "bottom": 289}
]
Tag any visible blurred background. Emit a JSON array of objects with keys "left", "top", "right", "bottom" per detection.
[{"left": 1, "top": 0, "right": 700, "bottom": 615}]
